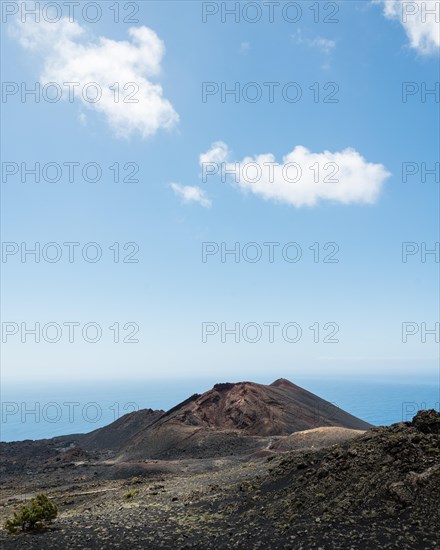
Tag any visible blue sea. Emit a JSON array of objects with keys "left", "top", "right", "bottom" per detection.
[{"left": 1, "top": 377, "right": 439, "bottom": 442}]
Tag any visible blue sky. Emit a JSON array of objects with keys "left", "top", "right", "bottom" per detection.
[{"left": 1, "top": 0, "right": 439, "bottom": 387}]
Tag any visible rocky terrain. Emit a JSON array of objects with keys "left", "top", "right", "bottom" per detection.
[
  {"left": 0, "top": 380, "right": 438, "bottom": 549},
  {"left": 1, "top": 379, "right": 370, "bottom": 486}
]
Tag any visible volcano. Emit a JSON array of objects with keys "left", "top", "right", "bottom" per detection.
[{"left": 81, "top": 379, "right": 371, "bottom": 460}]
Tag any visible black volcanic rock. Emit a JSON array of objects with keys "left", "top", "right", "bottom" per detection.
[
  {"left": 256, "top": 410, "right": 440, "bottom": 546},
  {"left": 80, "top": 408, "right": 164, "bottom": 451},
  {"left": 411, "top": 409, "right": 440, "bottom": 434},
  {"left": 1, "top": 410, "right": 438, "bottom": 549}
]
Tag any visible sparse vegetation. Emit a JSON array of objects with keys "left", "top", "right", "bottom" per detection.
[
  {"left": 0, "top": 401, "right": 438, "bottom": 549},
  {"left": 4, "top": 494, "right": 58, "bottom": 534},
  {"left": 130, "top": 476, "right": 144, "bottom": 484}
]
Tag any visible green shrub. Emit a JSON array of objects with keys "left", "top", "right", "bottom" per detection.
[
  {"left": 5, "top": 494, "right": 58, "bottom": 534},
  {"left": 124, "top": 489, "right": 139, "bottom": 500}
]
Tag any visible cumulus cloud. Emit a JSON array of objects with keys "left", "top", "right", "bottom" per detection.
[
  {"left": 199, "top": 142, "right": 390, "bottom": 208},
  {"left": 199, "top": 141, "right": 229, "bottom": 165},
  {"left": 170, "top": 183, "right": 212, "bottom": 208},
  {"left": 10, "top": 14, "right": 178, "bottom": 138},
  {"left": 375, "top": 0, "right": 440, "bottom": 55}
]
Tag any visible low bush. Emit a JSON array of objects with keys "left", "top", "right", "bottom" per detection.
[{"left": 5, "top": 494, "right": 58, "bottom": 534}]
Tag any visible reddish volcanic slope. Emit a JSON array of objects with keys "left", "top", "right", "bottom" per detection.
[{"left": 157, "top": 378, "right": 371, "bottom": 435}]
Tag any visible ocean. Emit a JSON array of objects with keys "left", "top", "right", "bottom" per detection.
[{"left": 1, "top": 377, "right": 439, "bottom": 443}]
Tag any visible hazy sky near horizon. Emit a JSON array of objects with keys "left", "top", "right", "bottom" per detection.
[{"left": 1, "top": 0, "right": 439, "bottom": 386}]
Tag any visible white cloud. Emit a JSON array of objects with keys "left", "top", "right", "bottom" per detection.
[
  {"left": 375, "top": 0, "right": 440, "bottom": 55},
  {"left": 199, "top": 141, "right": 229, "bottom": 165},
  {"left": 170, "top": 183, "right": 212, "bottom": 208},
  {"left": 200, "top": 142, "right": 391, "bottom": 208},
  {"left": 310, "top": 37, "right": 336, "bottom": 54},
  {"left": 292, "top": 30, "right": 336, "bottom": 54},
  {"left": 10, "top": 14, "right": 178, "bottom": 138}
]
